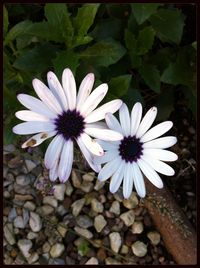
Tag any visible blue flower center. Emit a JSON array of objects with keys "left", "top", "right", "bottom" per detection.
[{"left": 119, "top": 136, "right": 143, "bottom": 163}]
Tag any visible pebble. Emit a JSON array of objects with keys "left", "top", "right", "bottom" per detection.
[
  {"left": 23, "top": 208, "right": 30, "bottom": 226},
  {"left": 85, "top": 257, "right": 98, "bottom": 264},
  {"left": 147, "top": 231, "right": 161, "bottom": 246},
  {"left": 122, "top": 192, "right": 139, "bottom": 209},
  {"left": 120, "top": 244, "right": 129, "bottom": 255},
  {"left": 57, "top": 225, "right": 67, "bottom": 238},
  {"left": 94, "top": 215, "right": 107, "bottom": 233},
  {"left": 43, "top": 196, "right": 58, "bottom": 208},
  {"left": 131, "top": 241, "right": 147, "bottom": 257},
  {"left": 49, "top": 258, "right": 65, "bottom": 265},
  {"left": 71, "top": 198, "right": 85, "bottom": 217},
  {"left": 91, "top": 199, "right": 103, "bottom": 213},
  {"left": 4, "top": 224, "right": 16, "bottom": 245},
  {"left": 4, "top": 144, "right": 16, "bottom": 153},
  {"left": 131, "top": 221, "right": 144, "bottom": 234},
  {"left": 50, "top": 243, "right": 65, "bottom": 258},
  {"left": 27, "top": 231, "right": 38, "bottom": 240},
  {"left": 29, "top": 212, "right": 42, "bottom": 232},
  {"left": 65, "top": 181, "right": 73, "bottom": 196},
  {"left": 71, "top": 170, "right": 82, "bottom": 188},
  {"left": 18, "top": 239, "right": 33, "bottom": 258},
  {"left": 80, "top": 181, "right": 93, "bottom": 193},
  {"left": 24, "top": 201, "right": 36, "bottom": 211},
  {"left": 42, "top": 241, "right": 51, "bottom": 253},
  {"left": 114, "top": 189, "right": 124, "bottom": 202},
  {"left": 120, "top": 210, "right": 135, "bottom": 226},
  {"left": 41, "top": 205, "right": 54, "bottom": 215},
  {"left": 53, "top": 184, "right": 66, "bottom": 201},
  {"left": 16, "top": 174, "right": 31, "bottom": 186},
  {"left": 27, "top": 252, "right": 39, "bottom": 264},
  {"left": 76, "top": 215, "right": 93, "bottom": 229},
  {"left": 94, "top": 180, "right": 105, "bottom": 191},
  {"left": 25, "top": 159, "right": 37, "bottom": 172},
  {"left": 66, "top": 256, "right": 75, "bottom": 265},
  {"left": 4, "top": 191, "right": 11, "bottom": 198},
  {"left": 105, "top": 257, "right": 122, "bottom": 265},
  {"left": 14, "top": 194, "right": 33, "bottom": 201},
  {"left": 14, "top": 216, "right": 25, "bottom": 229},
  {"left": 109, "top": 201, "right": 120, "bottom": 215},
  {"left": 8, "top": 208, "right": 17, "bottom": 222},
  {"left": 83, "top": 172, "right": 95, "bottom": 182},
  {"left": 56, "top": 205, "right": 68, "bottom": 216},
  {"left": 74, "top": 227, "right": 93, "bottom": 239},
  {"left": 109, "top": 232, "right": 122, "bottom": 253}
]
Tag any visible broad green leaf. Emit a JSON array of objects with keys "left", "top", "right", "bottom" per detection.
[
  {"left": 192, "top": 41, "right": 197, "bottom": 50},
  {"left": 132, "top": 3, "right": 161, "bottom": 25},
  {"left": 3, "top": 5, "right": 9, "bottom": 36},
  {"left": 107, "top": 4, "right": 131, "bottom": 19},
  {"left": 139, "top": 64, "right": 160, "bottom": 93},
  {"left": 150, "top": 47, "right": 176, "bottom": 72},
  {"left": 183, "top": 86, "right": 196, "bottom": 120},
  {"left": 16, "top": 34, "right": 33, "bottom": 50},
  {"left": 156, "top": 87, "right": 174, "bottom": 121},
  {"left": 80, "top": 38, "right": 126, "bottom": 67},
  {"left": 123, "top": 87, "right": 144, "bottom": 110},
  {"left": 108, "top": 75, "right": 132, "bottom": 97},
  {"left": 136, "top": 26, "right": 155, "bottom": 55},
  {"left": 149, "top": 9, "right": 185, "bottom": 44}
]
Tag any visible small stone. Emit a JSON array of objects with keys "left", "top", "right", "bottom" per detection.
[
  {"left": 18, "top": 239, "right": 33, "bottom": 258},
  {"left": 85, "top": 257, "right": 98, "bottom": 264},
  {"left": 41, "top": 205, "right": 54, "bottom": 215},
  {"left": 16, "top": 174, "right": 31, "bottom": 186},
  {"left": 97, "top": 248, "right": 107, "bottom": 261},
  {"left": 109, "top": 232, "right": 122, "bottom": 253},
  {"left": 25, "top": 159, "right": 37, "bottom": 172},
  {"left": 131, "top": 241, "right": 147, "bottom": 257},
  {"left": 94, "top": 180, "right": 105, "bottom": 191},
  {"left": 23, "top": 208, "right": 30, "bottom": 226},
  {"left": 71, "top": 198, "right": 85, "bottom": 217},
  {"left": 8, "top": 156, "right": 23, "bottom": 168},
  {"left": 43, "top": 196, "right": 58, "bottom": 208},
  {"left": 120, "top": 245, "right": 129, "bottom": 255},
  {"left": 43, "top": 241, "right": 51, "bottom": 253},
  {"left": 147, "top": 231, "right": 161, "bottom": 246},
  {"left": 14, "top": 183, "right": 33, "bottom": 195},
  {"left": 27, "top": 252, "right": 39, "bottom": 264},
  {"left": 8, "top": 208, "right": 17, "bottom": 222},
  {"left": 29, "top": 212, "right": 42, "bottom": 232},
  {"left": 53, "top": 184, "right": 66, "bottom": 201},
  {"left": 14, "top": 216, "right": 25, "bottom": 229},
  {"left": 105, "top": 257, "right": 122, "bottom": 265},
  {"left": 57, "top": 225, "right": 67, "bottom": 238},
  {"left": 91, "top": 199, "right": 103, "bottom": 213},
  {"left": 94, "top": 215, "right": 107, "bottom": 233},
  {"left": 24, "top": 201, "right": 36, "bottom": 211},
  {"left": 114, "top": 189, "right": 124, "bottom": 202},
  {"left": 49, "top": 258, "right": 65, "bottom": 265},
  {"left": 4, "top": 224, "right": 16, "bottom": 245},
  {"left": 80, "top": 181, "right": 93, "bottom": 193},
  {"left": 131, "top": 221, "right": 144, "bottom": 234},
  {"left": 83, "top": 172, "right": 95, "bottom": 182},
  {"left": 109, "top": 201, "right": 120, "bottom": 215},
  {"left": 27, "top": 231, "right": 38, "bottom": 240},
  {"left": 74, "top": 227, "right": 93, "bottom": 239},
  {"left": 10, "top": 248, "right": 18, "bottom": 258},
  {"left": 71, "top": 170, "right": 82, "bottom": 188},
  {"left": 122, "top": 192, "right": 139, "bottom": 209},
  {"left": 76, "top": 215, "right": 93, "bottom": 229},
  {"left": 50, "top": 243, "right": 65, "bottom": 258},
  {"left": 65, "top": 181, "right": 73, "bottom": 196},
  {"left": 56, "top": 205, "right": 68, "bottom": 216},
  {"left": 120, "top": 210, "right": 135, "bottom": 226},
  {"left": 4, "top": 144, "right": 16, "bottom": 153},
  {"left": 66, "top": 256, "right": 75, "bottom": 265},
  {"left": 14, "top": 194, "right": 33, "bottom": 201},
  {"left": 4, "top": 191, "right": 11, "bottom": 198}
]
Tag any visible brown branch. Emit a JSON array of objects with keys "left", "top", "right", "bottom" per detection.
[{"left": 143, "top": 179, "right": 197, "bottom": 265}]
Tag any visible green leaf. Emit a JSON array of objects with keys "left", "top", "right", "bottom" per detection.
[
  {"left": 108, "top": 75, "right": 132, "bottom": 97},
  {"left": 123, "top": 87, "right": 144, "bottom": 110},
  {"left": 53, "top": 50, "right": 80, "bottom": 79},
  {"left": 192, "top": 41, "right": 197, "bottom": 50},
  {"left": 183, "top": 86, "right": 196, "bottom": 120},
  {"left": 80, "top": 38, "right": 126, "bottom": 67},
  {"left": 139, "top": 64, "right": 160, "bottom": 93},
  {"left": 136, "top": 26, "right": 155, "bottom": 55},
  {"left": 132, "top": 3, "right": 161, "bottom": 25},
  {"left": 156, "top": 87, "right": 174, "bottom": 121},
  {"left": 149, "top": 9, "right": 185, "bottom": 44},
  {"left": 3, "top": 5, "right": 9, "bottom": 36},
  {"left": 125, "top": 30, "right": 141, "bottom": 68},
  {"left": 107, "top": 4, "right": 131, "bottom": 19}
]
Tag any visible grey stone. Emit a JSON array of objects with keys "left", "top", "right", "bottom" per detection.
[
  {"left": 105, "top": 257, "right": 122, "bottom": 265},
  {"left": 23, "top": 208, "right": 30, "bottom": 226},
  {"left": 82, "top": 172, "right": 95, "bottom": 182},
  {"left": 131, "top": 241, "right": 147, "bottom": 257},
  {"left": 24, "top": 201, "right": 36, "bottom": 211},
  {"left": 76, "top": 215, "right": 93, "bottom": 229},
  {"left": 49, "top": 258, "right": 65, "bottom": 265},
  {"left": 18, "top": 239, "right": 33, "bottom": 258},
  {"left": 80, "top": 181, "right": 93, "bottom": 193},
  {"left": 29, "top": 212, "right": 42, "bottom": 232},
  {"left": 8, "top": 208, "right": 17, "bottom": 222},
  {"left": 71, "top": 198, "right": 85, "bottom": 217},
  {"left": 42, "top": 241, "right": 51, "bottom": 253},
  {"left": 85, "top": 257, "right": 99, "bottom": 264},
  {"left": 147, "top": 231, "right": 161, "bottom": 246},
  {"left": 56, "top": 205, "right": 68, "bottom": 216},
  {"left": 53, "top": 184, "right": 66, "bottom": 201},
  {"left": 122, "top": 192, "right": 139, "bottom": 209},
  {"left": 25, "top": 159, "right": 37, "bottom": 172},
  {"left": 71, "top": 170, "right": 82, "bottom": 188},
  {"left": 91, "top": 199, "right": 103, "bottom": 213},
  {"left": 65, "top": 181, "right": 73, "bottom": 196},
  {"left": 43, "top": 196, "right": 58, "bottom": 208},
  {"left": 57, "top": 225, "right": 67, "bottom": 238},
  {"left": 50, "top": 243, "right": 65, "bottom": 258},
  {"left": 109, "top": 201, "right": 120, "bottom": 215},
  {"left": 4, "top": 224, "right": 16, "bottom": 245},
  {"left": 41, "top": 205, "right": 54, "bottom": 215},
  {"left": 14, "top": 216, "right": 25, "bottom": 229},
  {"left": 94, "top": 215, "right": 107, "bottom": 233},
  {"left": 27, "top": 231, "right": 38, "bottom": 240},
  {"left": 109, "top": 232, "right": 122, "bottom": 253},
  {"left": 27, "top": 252, "right": 39, "bottom": 264},
  {"left": 94, "top": 180, "right": 105, "bottom": 191},
  {"left": 120, "top": 210, "right": 135, "bottom": 226},
  {"left": 74, "top": 226, "right": 93, "bottom": 239},
  {"left": 16, "top": 174, "right": 31, "bottom": 186},
  {"left": 131, "top": 221, "right": 144, "bottom": 234}
]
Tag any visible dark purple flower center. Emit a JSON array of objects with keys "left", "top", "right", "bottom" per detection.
[
  {"left": 54, "top": 109, "right": 85, "bottom": 141},
  {"left": 119, "top": 136, "right": 143, "bottom": 163}
]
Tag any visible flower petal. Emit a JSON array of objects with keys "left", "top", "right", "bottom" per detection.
[
  {"left": 85, "top": 127, "right": 123, "bottom": 141},
  {"left": 44, "top": 135, "right": 64, "bottom": 169},
  {"left": 15, "top": 110, "right": 49, "bottom": 122},
  {"left": 109, "top": 161, "right": 125, "bottom": 193},
  {"left": 137, "top": 158, "right": 163, "bottom": 188},
  {"left": 81, "top": 133, "right": 104, "bottom": 156},
  {"left": 32, "top": 79, "right": 62, "bottom": 114},
  {"left": 98, "top": 157, "right": 121, "bottom": 182},
  {"left": 58, "top": 140, "right": 73, "bottom": 182},
  {"left": 85, "top": 99, "right": 122, "bottom": 123},
  {"left": 123, "top": 162, "right": 134, "bottom": 199},
  {"left": 93, "top": 149, "right": 119, "bottom": 165},
  {"left": 136, "top": 106, "right": 157, "bottom": 138},
  {"left": 13, "top": 121, "right": 55, "bottom": 135},
  {"left": 62, "top": 68, "right": 77, "bottom": 110},
  {"left": 47, "top": 71, "right": 68, "bottom": 110},
  {"left": 85, "top": 122, "right": 108, "bottom": 129},
  {"left": 49, "top": 160, "right": 58, "bottom": 182},
  {"left": 132, "top": 162, "right": 146, "bottom": 198},
  {"left": 119, "top": 103, "right": 131, "bottom": 136},
  {"left": 143, "top": 136, "right": 177, "bottom": 149},
  {"left": 105, "top": 113, "right": 123, "bottom": 133},
  {"left": 80, "top": 83, "right": 108, "bottom": 116},
  {"left": 130, "top": 102, "right": 143, "bottom": 136},
  {"left": 17, "top": 94, "right": 56, "bottom": 118},
  {"left": 143, "top": 149, "right": 178, "bottom": 162},
  {"left": 76, "top": 73, "right": 95, "bottom": 111},
  {"left": 21, "top": 131, "right": 56, "bottom": 148},
  {"left": 95, "top": 140, "right": 119, "bottom": 151},
  {"left": 140, "top": 121, "right": 173, "bottom": 143}
]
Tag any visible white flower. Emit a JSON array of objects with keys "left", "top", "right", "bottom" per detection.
[
  {"left": 94, "top": 102, "right": 178, "bottom": 199},
  {"left": 13, "top": 68, "right": 123, "bottom": 182}
]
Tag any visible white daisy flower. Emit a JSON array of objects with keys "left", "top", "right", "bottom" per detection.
[
  {"left": 94, "top": 102, "right": 178, "bottom": 199},
  {"left": 13, "top": 68, "right": 123, "bottom": 182}
]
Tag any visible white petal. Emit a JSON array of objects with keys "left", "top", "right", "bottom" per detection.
[
  {"left": 109, "top": 161, "right": 125, "bottom": 193},
  {"left": 32, "top": 79, "right": 62, "bottom": 114},
  {"left": 136, "top": 106, "right": 157, "bottom": 138},
  {"left": 137, "top": 159, "right": 163, "bottom": 188},
  {"left": 62, "top": 68, "right": 76, "bottom": 110},
  {"left": 98, "top": 157, "right": 121, "bottom": 181},
  {"left": 58, "top": 140, "right": 73, "bottom": 182},
  {"left": 85, "top": 127, "right": 123, "bottom": 141},
  {"left": 119, "top": 103, "right": 131, "bottom": 136},
  {"left": 96, "top": 140, "right": 119, "bottom": 151},
  {"left": 140, "top": 121, "right": 173, "bottom": 143},
  {"left": 80, "top": 83, "right": 108, "bottom": 116},
  {"left": 93, "top": 149, "right": 119, "bottom": 165},
  {"left": 81, "top": 133, "right": 104, "bottom": 156},
  {"left": 105, "top": 113, "right": 123, "bottom": 133},
  {"left": 13, "top": 121, "right": 55, "bottom": 135},
  {"left": 21, "top": 131, "right": 56, "bottom": 148},
  {"left": 85, "top": 99, "right": 122, "bottom": 123},
  {"left": 76, "top": 73, "right": 95, "bottom": 111},
  {"left": 141, "top": 155, "right": 175, "bottom": 176},
  {"left": 143, "top": 149, "right": 178, "bottom": 162},
  {"left": 130, "top": 102, "right": 143, "bottom": 136},
  {"left": 49, "top": 161, "right": 58, "bottom": 182},
  {"left": 15, "top": 110, "right": 49, "bottom": 122},
  {"left": 143, "top": 136, "right": 177, "bottom": 149},
  {"left": 132, "top": 162, "right": 146, "bottom": 198},
  {"left": 123, "top": 162, "right": 134, "bottom": 199},
  {"left": 17, "top": 94, "right": 56, "bottom": 118},
  {"left": 85, "top": 122, "right": 108, "bottom": 129},
  {"left": 76, "top": 137, "right": 101, "bottom": 173},
  {"left": 47, "top": 71, "right": 68, "bottom": 110},
  {"left": 44, "top": 135, "right": 64, "bottom": 169}
]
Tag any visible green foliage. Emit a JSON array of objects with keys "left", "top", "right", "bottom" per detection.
[
  {"left": 77, "top": 240, "right": 90, "bottom": 256},
  {"left": 108, "top": 75, "right": 132, "bottom": 97},
  {"left": 132, "top": 3, "right": 161, "bottom": 25},
  {"left": 139, "top": 64, "right": 160, "bottom": 93}
]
